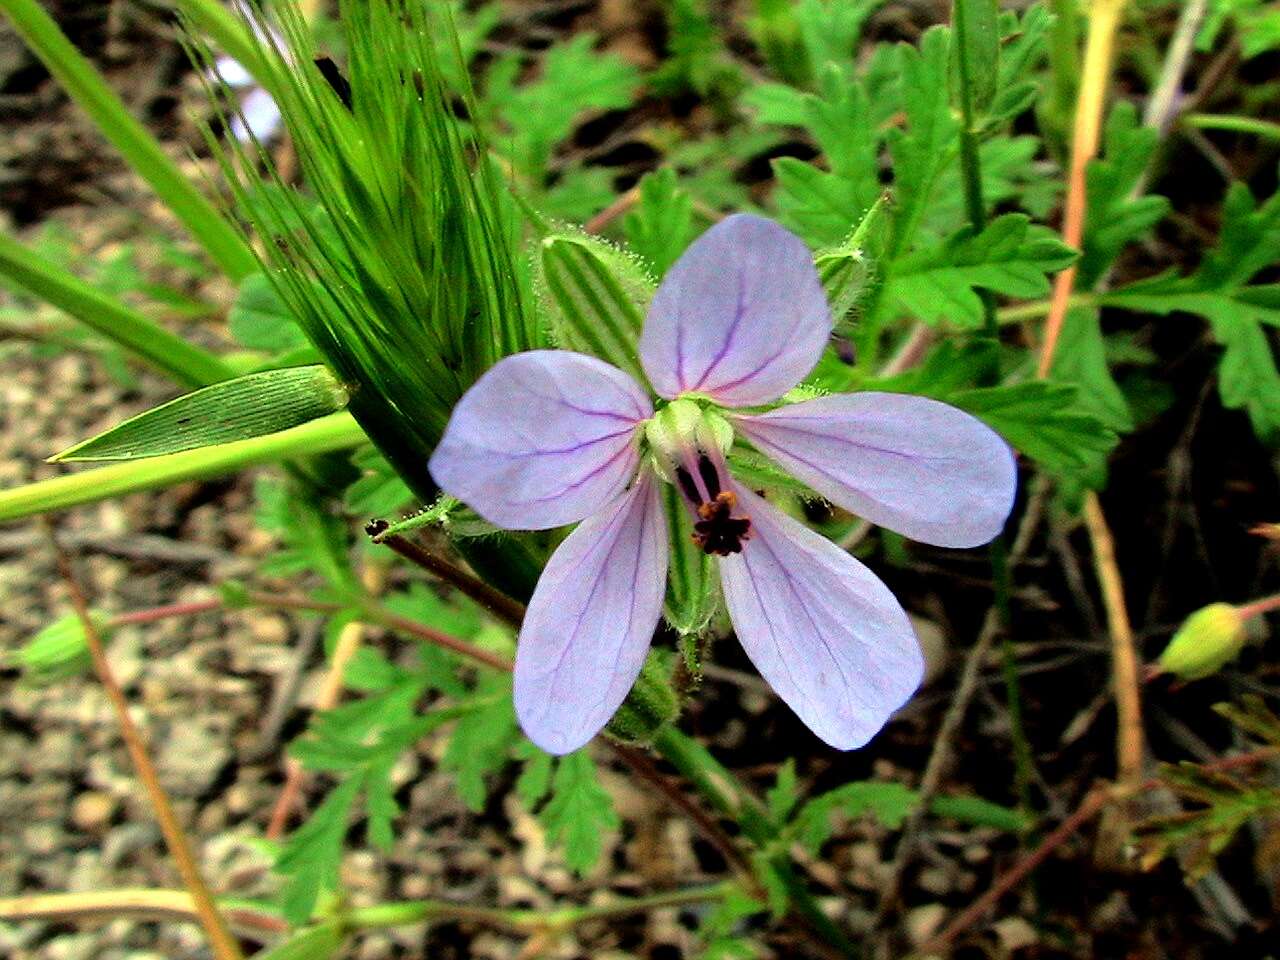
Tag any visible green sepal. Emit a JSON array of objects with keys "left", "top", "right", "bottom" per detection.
[
  {"left": 535, "top": 230, "right": 654, "bottom": 388},
  {"left": 252, "top": 923, "right": 344, "bottom": 960},
  {"left": 814, "top": 193, "right": 889, "bottom": 336},
  {"left": 7, "top": 611, "right": 110, "bottom": 686},
  {"left": 605, "top": 649, "right": 680, "bottom": 746},
  {"left": 52, "top": 365, "right": 350, "bottom": 462},
  {"left": 662, "top": 484, "right": 719, "bottom": 638}
]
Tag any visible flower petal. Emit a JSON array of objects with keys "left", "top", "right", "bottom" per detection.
[
  {"left": 718, "top": 484, "right": 923, "bottom": 750},
  {"left": 732, "top": 392, "right": 1016, "bottom": 548},
  {"left": 639, "top": 214, "right": 831, "bottom": 406},
  {"left": 212, "top": 56, "right": 254, "bottom": 89},
  {"left": 429, "top": 351, "right": 652, "bottom": 530},
  {"left": 231, "top": 86, "right": 284, "bottom": 143},
  {"left": 514, "top": 473, "right": 668, "bottom": 754}
]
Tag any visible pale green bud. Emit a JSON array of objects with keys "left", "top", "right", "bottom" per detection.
[
  {"left": 1157, "top": 603, "right": 1247, "bottom": 681},
  {"left": 606, "top": 650, "right": 680, "bottom": 746},
  {"left": 9, "top": 611, "right": 111, "bottom": 686},
  {"left": 644, "top": 399, "right": 733, "bottom": 482}
]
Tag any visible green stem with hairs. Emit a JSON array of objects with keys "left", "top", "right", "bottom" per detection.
[
  {"left": 344, "top": 882, "right": 733, "bottom": 935},
  {"left": 1180, "top": 112, "right": 1280, "bottom": 141},
  {"left": 0, "top": 413, "right": 366, "bottom": 523},
  {"left": 0, "top": 0, "right": 256, "bottom": 281},
  {"left": 951, "top": 0, "right": 1034, "bottom": 814}
]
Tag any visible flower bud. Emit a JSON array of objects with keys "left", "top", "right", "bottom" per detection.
[
  {"left": 645, "top": 398, "right": 733, "bottom": 483},
  {"left": 605, "top": 650, "right": 680, "bottom": 746},
  {"left": 9, "top": 611, "right": 111, "bottom": 686},
  {"left": 1157, "top": 603, "right": 1247, "bottom": 680}
]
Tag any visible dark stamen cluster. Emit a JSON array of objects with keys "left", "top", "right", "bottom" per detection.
[{"left": 693, "top": 491, "right": 752, "bottom": 556}]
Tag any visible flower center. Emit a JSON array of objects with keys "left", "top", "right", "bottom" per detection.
[{"left": 645, "top": 399, "right": 752, "bottom": 556}]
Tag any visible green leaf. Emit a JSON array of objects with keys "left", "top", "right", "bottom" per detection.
[
  {"left": 253, "top": 923, "right": 345, "bottom": 960},
  {"left": 987, "top": 6, "right": 1051, "bottom": 127},
  {"left": 887, "top": 26, "right": 957, "bottom": 254},
  {"left": 498, "top": 33, "right": 640, "bottom": 177},
  {"left": 53, "top": 365, "right": 349, "bottom": 462},
  {"left": 0, "top": 413, "right": 367, "bottom": 524},
  {"left": 1217, "top": 318, "right": 1280, "bottom": 441},
  {"left": 772, "top": 157, "right": 871, "bottom": 248},
  {"left": 951, "top": 0, "right": 1000, "bottom": 119},
  {"left": 765, "top": 759, "right": 799, "bottom": 826},
  {"left": 539, "top": 750, "right": 620, "bottom": 873},
  {"left": 888, "top": 214, "right": 1076, "bottom": 328},
  {"left": 1100, "top": 179, "right": 1280, "bottom": 442},
  {"left": 622, "top": 168, "right": 696, "bottom": 278},
  {"left": 1079, "top": 103, "right": 1169, "bottom": 287},
  {"left": 793, "top": 0, "right": 885, "bottom": 73},
  {"left": 1050, "top": 308, "right": 1133, "bottom": 435},
  {"left": 514, "top": 740, "right": 554, "bottom": 807},
  {"left": 277, "top": 774, "right": 364, "bottom": 925},
  {"left": 928, "top": 794, "right": 1030, "bottom": 832},
  {"left": 948, "top": 381, "right": 1118, "bottom": 473},
  {"left": 536, "top": 231, "right": 654, "bottom": 387},
  {"left": 442, "top": 682, "right": 519, "bottom": 811},
  {"left": 229, "top": 273, "right": 310, "bottom": 353},
  {"left": 790, "top": 781, "right": 918, "bottom": 853},
  {"left": 343, "top": 448, "right": 415, "bottom": 518}
]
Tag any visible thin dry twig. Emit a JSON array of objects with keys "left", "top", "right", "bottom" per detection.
[
  {"left": 48, "top": 531, "right": 245, "bottom": 960},
  {"left": 1033, "top": 0, "right": 1146, "bottom": 854},
  {"left": 367, "top": 522, "right": 528, "bottom": 628},
  {"left": 916, "top": 746, "right": 1280, "bottom": 953}
]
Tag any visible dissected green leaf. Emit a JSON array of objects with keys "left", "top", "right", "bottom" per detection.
[
  {"left": 928, "top": 794, "right": 1030, "bottom": 832},
  {"left": 442, "top": 680, "right": 519, "bottom": 811},
  {"left": 623, "top": 168, "right": 697, "bottom": 278},
  {"left": 1050, "top": 307, "right": 1133, "bottom": 435},
  {"left": 514, "top": 739, "right": 554, "bottom": 807},
  {"left": 765, "top": 758, "right": 799, "bottom": 826},
  {"left": 229, "top": 272, "right": 310, "bottom": 353},
  {"left": 1079, "top": 103, "right": 1169, "bottom": 287},
  {"left": 539, "top": 750, "right": 620, "bottom": 873},
  {"left": 277, "top": 774, "right": 363, "bottom": 924},
  {"left": 888, "top": 214, "right": 1076, "bottom": 327},
  {"left": 496, "top": 33, "right": 640, "bottom": 177},
  {"left": 887, "top": 26, "right": 956, "bottom": 254},
  {"left": 1101, "top": 179, "right": 1280, "bottom": 442},
  {"left": 53, "top": 365, "right": 349, "bottom": 462},
  {"left": 790, "top": 781, "right": 918, "bottom": 853},
  {"left": 948, "top": 381, "right": 1118, "bottom": 473}
]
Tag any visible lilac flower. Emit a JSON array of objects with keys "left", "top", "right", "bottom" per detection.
[
  {"left": 207, "top": 2, "right": 284, "bottom": 144},
  {"left": 429, "top": 215, "right": 1017, "bottom": 754}
]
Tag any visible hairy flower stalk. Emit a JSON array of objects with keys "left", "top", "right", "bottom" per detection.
[{"left": 430, "top": 215, "right": 1017, "bottom": 754}]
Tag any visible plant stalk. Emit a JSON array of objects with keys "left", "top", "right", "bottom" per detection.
[{"left": 0, "top": 0, "right": 256, "bottom": 280}]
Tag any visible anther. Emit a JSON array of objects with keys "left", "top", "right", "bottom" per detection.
[
  {"left": 675, "top": 466, "right": 701, "bottom": 505},
  {"left": 697, "top": 454, "right": 721, "bottom": 500}
]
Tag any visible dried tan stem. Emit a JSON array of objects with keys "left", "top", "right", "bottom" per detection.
[{"left": 50, "top": 536, "right": 245, "bottom": 960}]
